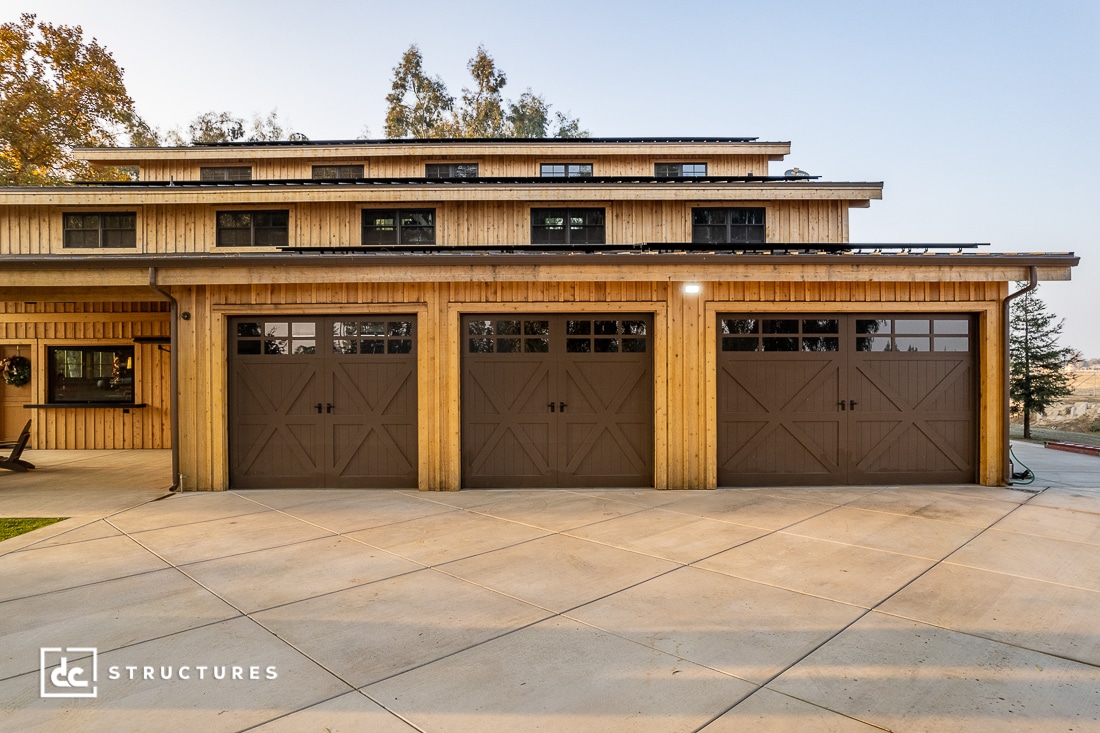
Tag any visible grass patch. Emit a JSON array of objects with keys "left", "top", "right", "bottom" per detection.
[{"left": 0, "top": 517, "right": 66, "bottom": 542}]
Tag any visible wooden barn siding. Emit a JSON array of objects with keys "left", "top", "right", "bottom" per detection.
[
  {"left": 138, "top": 155, "right": 774, "bottom": 182},
  {"left": 173, "top": 279, "right": 1004, "bottom": 491},
  {"left": 0, "top": 301, "right": 171, "bottom": 449},
  {"left": 1, "top": 200, "right": 847, "bottom": 254}
]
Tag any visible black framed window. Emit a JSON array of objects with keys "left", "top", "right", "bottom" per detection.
[
  {"left": 539, "top": 163, "right": 592, "bottom": 178},
  {"left": 62, "top": 212, "right": 137, "bottom": 248},
  {"left": 531, "top": 208, "right": 605, "bottom": 245},
  {"left": 312, "top": 165, "right": 363, "bottom": 180},
  {"left": 692, "top": 207, "right": 766, "bottom": 244},
  {"left": 216, "top": 210, "right": 289, "bottom": 247},
  {"left": 425, "top": 163, "right": 478, "bottom": 178},
  {"left": 655, "top": 163, "right": 707, "bottom": 177},
  {"left": 361, "top": 209, "right": 436, "bottom": 245},
  {"left": 200, "top": 166, "right": 252, "bottom": 182},
  {"left": 48, "top": 345, "right": 134, "bottom": 403}
]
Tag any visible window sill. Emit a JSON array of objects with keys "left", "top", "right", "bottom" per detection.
[{"left": 23, "top": 403, "right": 148, "bottom": 409}]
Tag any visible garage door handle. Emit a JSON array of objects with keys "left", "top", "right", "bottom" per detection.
[
  {"left": 315, "top": 403, "right": 323, "bottom": 414},
  {"left": 548, "top": 402, "right": 555, "bottom": 413},
  {"left": 838, "top": 401, "right": 846, "bottom": 411},
  {"left": 849, "top": 400, "right": 858, "bottom": 410},
  {"left": 559, "top": 402, "right": 567, "bottom": 412},
  {"left": 326, "top": 403, "right": 334, "bottom": 414}
]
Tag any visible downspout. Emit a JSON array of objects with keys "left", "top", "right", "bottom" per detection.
[
  {"left": 1003, "top": 265, "right": 1038, "bottom": 484},
  {"left": 148, "top": 268, "right": 181, "bottom": 491}
]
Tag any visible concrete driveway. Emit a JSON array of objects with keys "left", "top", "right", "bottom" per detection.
[{"left": 1, "top": 446, "right": 1098, "bottom": 732}]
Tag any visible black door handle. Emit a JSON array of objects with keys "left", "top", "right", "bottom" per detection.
[
  {"left": 315, "top": 403, "right": 323, "bottom": 413},
  {"left": 849, "top": 400, "right": 857, "bottom": 410},
  {"left": 326, "top": 403, "right": 334, "bottom": 413},
  {"left": 548, "top": 402, "right": 555, "bottom": 413},
  {"left": 559, "top": 402, "right": 567, "bottom": 412},
  {"left": 838, "top": 401, "right": 846, "bottom": 411}
]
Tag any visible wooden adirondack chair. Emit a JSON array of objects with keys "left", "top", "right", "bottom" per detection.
[{"left": 0, "top": 419, "right": 34, "bottom": 471}]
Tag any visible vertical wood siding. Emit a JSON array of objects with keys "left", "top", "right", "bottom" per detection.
[{"left": 0, "top": 301, "right": 171, "bottom": 449}]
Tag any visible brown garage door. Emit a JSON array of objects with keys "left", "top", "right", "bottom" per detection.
[
  {"left": 462, "top": 314, "right": 653, "bottom": 488},
  {"left": 229, "top": 316, "right": 417, "bottom": 488},
  {"left": 717, "top": 314, "right": 974, "bottom": 486}
]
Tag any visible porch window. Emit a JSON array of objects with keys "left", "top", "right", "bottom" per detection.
[
  {"left": 531, "top": 208, "right": 605, "bottom": 245},
  {"left": 692, "top": 207, "right": 766, "bottom": 244},
  {"left": 216, "top": 210, "right": 290, "bottom": 247},
  {"left": 48, "top": 346, "right": 134, "bottom": 403},
  {"left": 361, "top": 209, "right": 436, "bottom": 245},
  {"left": 655, "top": 163, "right": 707, "bottom": 177},
  {"left": 62, "top": 212, "right": 137, "bottom": 248}
]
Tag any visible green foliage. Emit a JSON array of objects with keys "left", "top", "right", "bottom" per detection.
[
  {"left": 384, "top": 45, "right": 455, "bottom": 139},
  {"left": 384, "top": 45, "right": 587, "bottom": 139},
  {"left": 1009, "top": 284, "right": 1079, "bottom": 438},
  {"left": 158, "top": 109, "right": 309, "bottom": 146},
  {"left": 0, "top": 517, "right": 65, "bottom": 542},
  {"left": 0, "top": 13, "right": 145, "bottom": 184}
]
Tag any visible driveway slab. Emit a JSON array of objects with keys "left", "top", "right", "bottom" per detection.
[
  {"left": 700, "top": 687, "right": 883, "bottom": 732},
  {"left": 346, "top": 509, "right": 550, "bottom": 566},
  {"left": 879, "top": 562, "right": 1100, "bottom": 667},
  {"left": 696, "top": 531, "right": 934, "bottom": 607},
  {"left": 251, "top": 568, "right": 550, "bottom": 688},
  {"left": 363, "top": 615, "right": 757, "bottom": 733},
  {"left": 181, "top": 535, "right": 423, "bottom": 613},
  {"left": 563, "top": 507, "right": 767, "bottom": 564},
  {"left": 0, "top": 616, "right": 350, "bottom": 733},
  {"left": 768, "top": 611, "right": 1100, "bottom": 733},
  {"left": 568, "top": 566, "right": 865, "bottom": 683},
  {"left": 437, "top": 533, "right": 679, "bottom": 612},
  {"left": 0, "top": 567, "right": 238, "bottom": 680},
  {"left": 0, "top": 534, "right": 170, "bottom": 602}
]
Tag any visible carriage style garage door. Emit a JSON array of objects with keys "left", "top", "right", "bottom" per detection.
[
  {"left": 462, "top": 314, "right": 653, "bottom": 488},
  {"left": 229, "top": 316, "right": 417, "bottom": 488},
  {"left": 717, "top": 314, "right": 975, "bottom": 486}
]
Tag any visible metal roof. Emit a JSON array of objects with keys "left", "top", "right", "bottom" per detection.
[
  {"left": 70, "top": 174, "right": 838, "bottom": 189},
  {"left": 151, "top": 136, "right": 766, "bottom": 149},
  {"left": 0, "top": 249, "right": 1077, "bottom": 271}
]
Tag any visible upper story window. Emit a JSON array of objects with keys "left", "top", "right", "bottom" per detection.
[
  {"left": 62, "top": 212, "right": 137, "bottom": 248},
  {"left": 426, "top": 163, "right": 478, "bottom": 178},
  {"left": 655, "top": 163, "right": 707, "bottom": 177},
  {"left": 200, "top": 166, "right": 252, "bottom": 182},
  {"left": 216, "top": 210, "right": 289, "bottom": 247},
  {"left": 692, "top": 207, "right": 766, "bottom": 244},
  {"left": 312, "top": 165, "right": 364, "bottom": 180},
  {"left": 531, "top": 208, "right": 605, "bottom": 245},
  {"left": 540, "top": 163, "right": 592, "bottom": 178},
  {"left": 48, "top": 345, "right": 134, "bottom": 403},
  {"left": 362, "top": 209, "right": 436, "bottom": 245}
]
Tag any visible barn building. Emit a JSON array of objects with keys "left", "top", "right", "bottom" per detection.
[{"left": 0, "top": 137, "right": 1078, "bottom": 490}]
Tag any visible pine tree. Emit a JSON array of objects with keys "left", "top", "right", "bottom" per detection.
[{"left": 1009, "top": 284, "right": 1078, "bottom": 438}]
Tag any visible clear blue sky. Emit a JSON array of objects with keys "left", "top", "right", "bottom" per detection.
[{"left": 17, "top": 0, "right": 1100, "bottom": 355}]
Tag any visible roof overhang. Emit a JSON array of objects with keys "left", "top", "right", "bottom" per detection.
[
  {"left": 0, "top": 252, "right": 1077, "bottom": 298},
  {"left": 75, "top": 139, "right": 793, "bottom": 166},
  {"left": 0, "top": 181, "right": 882, "bottom": 205}
]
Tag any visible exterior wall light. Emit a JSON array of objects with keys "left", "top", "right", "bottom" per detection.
[{"left": 683, "top": 283, "right": 702, "bottom": 295}]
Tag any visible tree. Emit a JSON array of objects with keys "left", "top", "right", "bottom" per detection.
[
  {"left": 158, "top": 109, "right": 308, "bottom": 146},
  {"left": 455, "top": 46, "right": 507, "bottom": 138},
  {"left": 0, "top": 13, "right": 146, "bottom": 184},
  {"left": 384, "top": 45, "right": 454, "bottom": 139},
  {"left": 1009, "top": 284, "right": 1079, "bottom": 438},
  {"left": 383, "top": 45, "right": 587, "bottom": 139}
]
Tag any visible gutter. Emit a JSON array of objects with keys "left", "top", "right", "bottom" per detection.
[
  {"left": 148, "top": 268, "right": 181, "bottom": 492},
  {"left": 1002, "top": 266, "right": 1038, "bottom": 485}
]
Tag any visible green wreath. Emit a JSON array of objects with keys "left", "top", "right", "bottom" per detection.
[{"left": 0, "top": 355, "right": 31, "bottom": 387}]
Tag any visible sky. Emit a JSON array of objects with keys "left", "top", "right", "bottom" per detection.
[{"left": 12, "top": 0, "right": 1100, "bottom": 355}]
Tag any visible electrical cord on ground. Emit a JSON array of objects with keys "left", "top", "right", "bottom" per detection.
[{"left": 1009, "top": 443, "right": 1035, "bottom": 485}]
